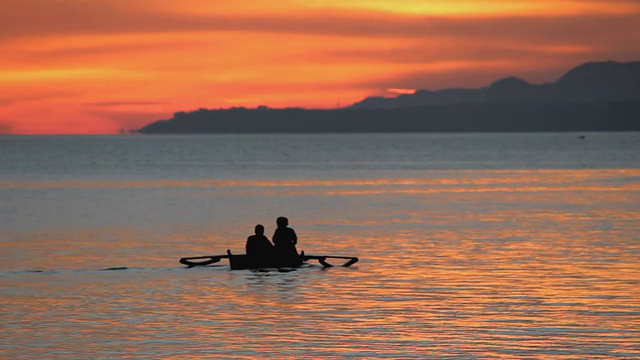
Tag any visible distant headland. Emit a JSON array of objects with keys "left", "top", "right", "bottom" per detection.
[{"left": 137, "top": 61, "right": 640, "bottom": 133}]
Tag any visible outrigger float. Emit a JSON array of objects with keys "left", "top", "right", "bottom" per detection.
[{"left": 180, "top": 250, "right": 359, "bottom": 270}]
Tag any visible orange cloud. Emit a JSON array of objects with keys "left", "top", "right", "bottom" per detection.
[{"left": 1, "top": 0, "right": 639, "bottom": 134}]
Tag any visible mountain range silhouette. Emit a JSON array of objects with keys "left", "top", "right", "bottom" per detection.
[
  {"left": 138, "top": 60, "right": 640, "bottom": 133},
  {"left": 351, "top": 61, "right": 640, "bottom": 108}
]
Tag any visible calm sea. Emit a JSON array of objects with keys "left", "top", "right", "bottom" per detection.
[{"left": 1, "top": 133, "right": 639, "bottom": 359}]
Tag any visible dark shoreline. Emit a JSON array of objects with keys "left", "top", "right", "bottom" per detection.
[{"left": 137, "top": 100, "right": 640, "bottom": 134}]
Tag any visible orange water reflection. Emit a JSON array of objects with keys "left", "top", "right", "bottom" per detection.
[
  {"left": 3, "top": 168, "right": 639, "bottom": 191},
  {"left": 3, "top": 168, "right": 639, "bottom": 357}
]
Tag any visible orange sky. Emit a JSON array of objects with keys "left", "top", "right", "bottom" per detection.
[{"left": 1, "top": 0, "right": 640, "bottom": 134}]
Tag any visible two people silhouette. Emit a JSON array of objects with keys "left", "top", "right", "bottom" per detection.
[{"left": 245, "top": 217, "right": 299, "bottom": 265}]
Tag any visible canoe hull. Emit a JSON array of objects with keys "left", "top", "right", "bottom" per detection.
[{"left": 229, "top": 254, "right": 304, "bottom": 270}]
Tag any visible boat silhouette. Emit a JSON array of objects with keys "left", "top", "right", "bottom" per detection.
[{"left": 179, "top": 250, "right": 359, "bottom": 270}]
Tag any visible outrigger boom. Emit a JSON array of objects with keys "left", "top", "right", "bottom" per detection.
[
  {"left": 179, "top": 255, "right": 228, "bottom": 267},
  {"left": 179, "top": 250, "right": 359, "bottom": 270},
  {"left": 301, "top": 254, "right": 360, "bottom": 268}
]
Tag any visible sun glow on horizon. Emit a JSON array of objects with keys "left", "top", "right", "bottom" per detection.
[{"left": 387, "top": 88, "right": 417, "bottom": 95}]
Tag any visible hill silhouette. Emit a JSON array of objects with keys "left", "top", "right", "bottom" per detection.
[
  {"left": 350, "top": 61, "right": 640, "bottom": 108},
  {"left": 138, "top": 61, "right": 640, "bottom": 133}
]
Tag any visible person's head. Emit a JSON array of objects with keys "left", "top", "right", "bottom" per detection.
[
  {"left": 254, "top": 224, "right": 264, "bottom": 235},
  {"left": 276, "top": 216, "right": 288, "bottom": 228}
]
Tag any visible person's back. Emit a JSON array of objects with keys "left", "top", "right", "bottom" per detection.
[
  {"left": 272, "top": 217, "right": 298, "bottom": 261},
  {"left": 246, "top": 225, "right": 274, "bottom": 263}
]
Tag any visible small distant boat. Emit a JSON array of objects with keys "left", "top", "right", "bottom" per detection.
[{"left": 179, "top": 250, "right": 359, "bottom": 270}]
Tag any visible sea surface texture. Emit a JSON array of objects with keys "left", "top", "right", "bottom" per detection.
[{"left": 1, "top": 133, "right": 639, "bottom": 359}]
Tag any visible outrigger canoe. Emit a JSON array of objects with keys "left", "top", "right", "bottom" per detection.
[{"left": 180, "top": 250, "right": 359, "bottom": 270}]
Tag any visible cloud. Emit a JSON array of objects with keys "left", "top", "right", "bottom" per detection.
[
  {"left": 2, "top": 2, "right": 639, "bottom": 76},
  {"left": 3, "top": 37, "right": 204, "bottom": 66},
  {"left": 2, "top": 1, "right": 639, "bottom": 42},
  {"left": 84, "top": 101, "right": 167, "bottom": 107}
]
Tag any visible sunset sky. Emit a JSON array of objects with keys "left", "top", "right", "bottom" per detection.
[{"left": 2, "top": 0, "right": 640, "bottom": 134}]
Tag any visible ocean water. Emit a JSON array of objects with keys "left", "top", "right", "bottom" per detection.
[{"left": 1, "top": 133, "right": 639, "bottom": 359}]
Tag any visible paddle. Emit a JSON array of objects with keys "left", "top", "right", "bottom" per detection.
[
  {"left": 179, "top": 255, "right": 229, "bottom": 268},
  {"left": 301, "top": 254, "right": 359, "bottom": 268}
]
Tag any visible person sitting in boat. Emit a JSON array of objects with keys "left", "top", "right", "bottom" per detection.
[
  {"left": 272, "top": 216, "right": 299, "bottom": 261},
  {"left": 246, "top": 224, "right": 274, "bottom": 262}
]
